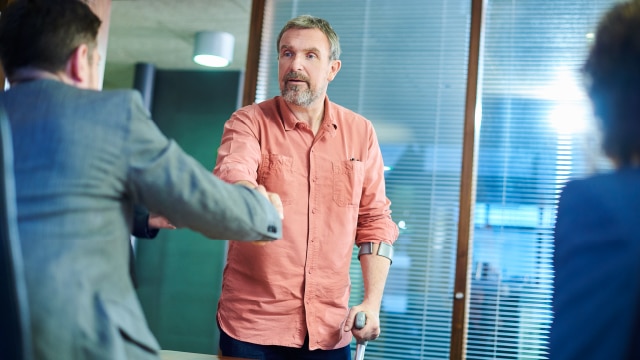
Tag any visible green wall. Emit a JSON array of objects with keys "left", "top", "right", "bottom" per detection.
[{"left": 135, "top": 69, "right": 242, "bottom": 355}]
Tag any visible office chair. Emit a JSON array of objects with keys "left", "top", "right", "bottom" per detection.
[{"left": 0, "top": 104, "right": 33, "bottom": 360}]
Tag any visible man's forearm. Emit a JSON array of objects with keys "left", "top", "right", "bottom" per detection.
[{"left": 359, "top": 242, "right": 392, "bottom": 310}]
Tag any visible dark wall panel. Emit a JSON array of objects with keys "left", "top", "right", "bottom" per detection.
[{"left": 135, "top": 69, "right": 242, "bottom": 355}]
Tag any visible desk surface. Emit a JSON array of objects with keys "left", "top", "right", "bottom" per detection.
[{"left": 160, "top": 350, "right": 252, "bottom": 360}]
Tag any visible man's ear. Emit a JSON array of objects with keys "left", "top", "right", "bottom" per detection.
[
  {"left": 66, "top": 44, "right": 90, "bottom": 86},
  {"left": 328, "top": 59, "right": 341, "bottom": 82}
]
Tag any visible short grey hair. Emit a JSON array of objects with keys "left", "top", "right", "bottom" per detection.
[{"left": 276, "top": 15, "right": 341, "bottom": 61}]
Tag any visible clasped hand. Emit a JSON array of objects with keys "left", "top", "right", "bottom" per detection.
[{"left": 344, "top": 305, "right": 381, "bottom": 342}]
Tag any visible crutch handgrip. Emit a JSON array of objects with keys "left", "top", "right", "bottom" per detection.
[{"left": 354, "top": 312, "right": 368, "bottom": 360}]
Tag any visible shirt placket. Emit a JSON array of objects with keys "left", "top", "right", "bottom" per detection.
[{"left": 304, "top": 126, "right": 330, "bottom": 346}]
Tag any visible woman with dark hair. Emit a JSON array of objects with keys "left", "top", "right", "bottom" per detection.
[{"left": 550, "top": 1, "right": 640, "bottom": 359}]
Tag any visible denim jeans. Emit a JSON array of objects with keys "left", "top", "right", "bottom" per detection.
[{"left": 218, "top": 326, "right": 351, "bottom": 360}]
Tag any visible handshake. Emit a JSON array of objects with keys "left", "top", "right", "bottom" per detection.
[
  {"left": 253, "top": 184, "right": 284, "bottom": 220},
  {"left": 148, "top": 180, "right": 284, "bottom": 246},
  {"left": 238, "top": 181, "right": 284, "bottom": 245}
]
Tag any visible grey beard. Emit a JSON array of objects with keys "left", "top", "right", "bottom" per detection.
[{"left": 282, "top": 85, "right": 318, "bottom": 107}]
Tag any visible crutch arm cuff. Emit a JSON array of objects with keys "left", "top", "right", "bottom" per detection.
[{"left": 357, "top": 242, "right": 394, "bottom": 264}]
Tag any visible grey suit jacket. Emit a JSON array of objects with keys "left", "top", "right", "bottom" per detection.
[{"left": 2, "top": 79, "right": 281, "bottom": 359}]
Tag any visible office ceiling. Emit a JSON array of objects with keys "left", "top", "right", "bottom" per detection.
[{"left": 104, "top": 0, "right": 252, "bottom": 90}]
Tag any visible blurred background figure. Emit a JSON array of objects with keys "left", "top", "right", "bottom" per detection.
[{"left": 550, "top": 1, "right": 640, "bottom": 359}]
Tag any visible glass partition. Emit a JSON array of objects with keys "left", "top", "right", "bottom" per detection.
[
  {"left": 255, "top": 0, "right": 619, "bottom": 359},
  {"left": 468, "top": 1, "right": 617, "bottom": 358}
]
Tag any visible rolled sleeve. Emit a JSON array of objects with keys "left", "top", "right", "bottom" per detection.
[
  {"left": 214, "top": 109, "right": 262, "bottom": 186},
  {"left": 355, "top": 123, "right": 399, "bottom": 245}
]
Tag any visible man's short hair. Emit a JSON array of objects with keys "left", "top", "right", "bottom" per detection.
[
  {"left": 276, "top": 15, "right": 341, "bottom": 61},
  {"left": 0, "top": 0, "right": 101, "bottom": 78}
]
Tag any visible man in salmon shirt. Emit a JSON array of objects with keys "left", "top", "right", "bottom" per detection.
[{"left": 214, "top": 14, "right": 399, "bottom": 360}]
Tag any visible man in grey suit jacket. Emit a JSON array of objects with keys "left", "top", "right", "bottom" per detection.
[{"left": 0, "top": 0, "right": 283, "bottom": 359}]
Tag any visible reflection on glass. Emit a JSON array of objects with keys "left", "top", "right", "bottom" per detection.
[{"left": 469, "top": 1, "right": 618, "bottom": 359}]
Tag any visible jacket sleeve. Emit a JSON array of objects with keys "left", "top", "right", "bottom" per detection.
[{"left": 123, "top": 91, "right": 282, "bottom": 241}]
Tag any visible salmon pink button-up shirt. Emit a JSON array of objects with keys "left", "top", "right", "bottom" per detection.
[{"left": 213, "top": 96, "right": 398, "bottom": 350}]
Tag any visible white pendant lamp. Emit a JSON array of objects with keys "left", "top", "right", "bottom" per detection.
[{"left": 193, "top": 31, "right": 235, "bottom": 68}]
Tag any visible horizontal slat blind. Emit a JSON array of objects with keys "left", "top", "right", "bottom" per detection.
[
  {"left": 468, "top": 1, "right": 618, "bottom": 359},
  {"left": 254, "top": 1, "right": 619, "bottom": 359},
  {"left": 257, "top": 0, "right": 471, "bottom": 359}
]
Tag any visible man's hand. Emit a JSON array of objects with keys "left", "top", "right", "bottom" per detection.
[
  {"left": 255, "top": 184, "right": 284, "bottom": 220},
  {"left": 344, "top": 305, "right": 381, "bottom": 342},
  {"left": 235, "top": 181, "right": 284, "bottom": 246},
  {"left": 236, "top": 180, "right": 284, "bottom": 220},
  {"left": 253, "top": 185, "right": 284, "bottom": 245},
  {"left": 148, "top": 213, "right": 176, "bottom": 230}
]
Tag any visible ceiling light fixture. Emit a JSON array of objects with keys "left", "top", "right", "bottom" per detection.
[{"left": 193, "top": 31, "right": 235, "bottom": 68}]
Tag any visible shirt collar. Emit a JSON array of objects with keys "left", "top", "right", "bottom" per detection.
[{"left": 277, "top": 96, "right": 338, "bottom": 137}]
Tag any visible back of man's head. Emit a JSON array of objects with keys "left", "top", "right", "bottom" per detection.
[
  {"left": 0, "top": 0, "right": 101, "bottom": 79},
  {"left": 584, "top": 0, "right": 640, "bottom": 165}
]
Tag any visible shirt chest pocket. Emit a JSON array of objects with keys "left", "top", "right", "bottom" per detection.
[
  {"left": 258, "top": 154, "right": 297, "bottom": 205},
  {"left": 332, "top": 160, "right": 365, "bottom": 207}
]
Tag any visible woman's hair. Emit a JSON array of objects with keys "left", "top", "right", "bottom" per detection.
[{"left": 583, "top": 0, "right": 640, "bottom": 166}]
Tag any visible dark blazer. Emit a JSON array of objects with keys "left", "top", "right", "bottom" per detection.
[
  {"left": 2, "top": 79, "right": 282, "bottom": 359},
  {"left": 550, "top": 168, "right": 640, "bottom": 359}
]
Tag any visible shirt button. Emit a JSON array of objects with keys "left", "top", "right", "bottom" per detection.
[{"left": 312, "top": 209, "right": 317, "bottom": 214}]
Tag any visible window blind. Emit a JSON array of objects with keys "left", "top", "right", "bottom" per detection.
[
  {"left": 256, "top": 1, "right": 470, "bottom": 359},
  {"left": 253, "top": 0, "right": 619, "bottom": 359},
  {"left": 468, "top": 0, "right": 619, "bottom": 359}
]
